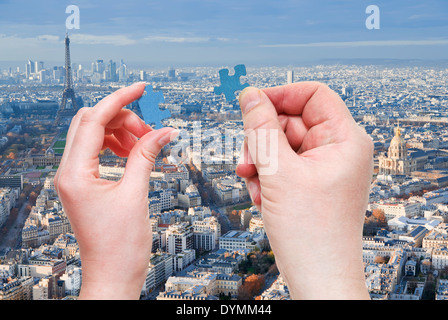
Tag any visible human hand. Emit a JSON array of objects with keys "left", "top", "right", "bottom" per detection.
[
  {"left": 54, "top": 83, "right": 178, "bottom": 299},
  {"left": 236, "top": 83, "right": 373, "bottom": 300}
]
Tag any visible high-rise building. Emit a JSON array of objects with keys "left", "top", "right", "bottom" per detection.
[
  {"left": 25, "top": 60, "right": 35, "bottom": 79},
  {"left": 35, "top": 61, "right": 44, "bottom": 73},
  {"left": 168, "top": 67, "right": 176, "bottom": 80},
  {"left": 118, "top": 59, "right": 127, "bottom": 82},
  {"left": 286, "top": 70, "right": 294, "bottom": 84},
  {"left": 139, "top": 70, "right": 147, "bottom": 81},
  {"left": 166, "top": 222, "right": 193, "bottom": 255},
  {"left": 108, "top": 60, "right": 117, "bottom": 82},
  {"left": 91, "top": 59, "right": 104, "bottom": 77}
]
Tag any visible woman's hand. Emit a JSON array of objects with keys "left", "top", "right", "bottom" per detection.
[
  {"left": 237, "top": 83, "right": 373, "bottom": 300},
  {"left": 55, "top": 82, "right": 177, "bottom": 299}
]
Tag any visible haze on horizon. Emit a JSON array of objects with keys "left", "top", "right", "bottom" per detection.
[{"left": 0, "top": 0, "right": 447, "bottom": 67}]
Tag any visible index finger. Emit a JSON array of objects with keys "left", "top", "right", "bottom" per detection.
[
  {"left": 63, "top": 82, "right": 146, "bottom": 176},
  {"left": 93, "top": 82, "right": 146, "bottom": 126},
  {"left": 262, "top": 81, "right": 353, "bottom": 129}
]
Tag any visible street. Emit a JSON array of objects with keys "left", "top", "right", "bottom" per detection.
[{"left": 0, "top": 197, "right": 31, "bottom": 251}]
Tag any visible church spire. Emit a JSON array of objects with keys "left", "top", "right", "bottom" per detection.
[{"left": 396, "top": 121, "right": 401, "bottom": 137}]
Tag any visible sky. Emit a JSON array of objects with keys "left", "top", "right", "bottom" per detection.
[{"left": 0, "top": 0, "right": 447, "bottom": 68}]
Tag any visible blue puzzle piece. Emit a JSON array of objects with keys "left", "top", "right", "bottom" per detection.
[
  {"left": 138, "top": 85, "right": 170, "bottom": 128},
  {"left": 214, "top": 64, "right": 249, "bottom": 102}
]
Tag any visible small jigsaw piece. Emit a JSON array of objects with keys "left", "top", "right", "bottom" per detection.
[
  {"left": 214, "top": 64, "right": 249, "bottom": 102},
  {"left": 138, "top": 85, "right": 170, "bottom": 128}
]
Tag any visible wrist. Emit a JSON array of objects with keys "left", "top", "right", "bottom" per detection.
[
  {"left": 78, "top": 257, "right": 148, "bottom": 300},
  {"left": 79, "top": 280, "right": 142, "bottom": 300},
  {"left": 278, "top": 259, "right": 370, "bottom": 300}
]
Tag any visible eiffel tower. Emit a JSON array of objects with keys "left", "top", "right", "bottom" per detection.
[{"left": 55, "top": 33, "right": 78, "bottom": 126}]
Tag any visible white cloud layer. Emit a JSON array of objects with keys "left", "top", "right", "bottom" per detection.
[{"left": 260, "top": 39, "right": 448, "bottom": 48}]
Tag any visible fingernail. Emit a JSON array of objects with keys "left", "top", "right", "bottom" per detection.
[
  {"left": 158, "top": 129, "right": 179, "bottom": 146},
  {"left": 169, "top": 129, "right": 180, "bottom": 142},
  {"left": 239, "top": 87, "right": 260, "bottom": 114}
]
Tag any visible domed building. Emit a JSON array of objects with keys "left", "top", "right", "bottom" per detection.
[{"left": 378, "top": 126, "right": 417, "bottom": 175}]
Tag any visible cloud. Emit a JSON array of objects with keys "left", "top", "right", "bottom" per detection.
[
  {"left": 0, "top": 34, "right": 60, "bottom": 47},
  {"left": 143, "top": 35, "right": 210, "bottom": 43},
  {"left": 260, "top": 39, "right": 448, "bottom": 48},
  {"left": 0, "top": 32, "right": 232, "bottom": 53},
  {"left": 70, "top": 34, "right": 137, "bottom": 46},
  {"left": 36, "top": 35, "right": 60, "bottom": 42},
  {"left": 143, "top": 35, "right": 231, "bottom": 43}
]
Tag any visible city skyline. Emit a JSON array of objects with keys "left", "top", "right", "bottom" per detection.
[
  {"left": 0, "top": 0, "right": 447, "bottom": 66},
  {"left": 2, "top": 59, "right": 448, "bottom": 300}
]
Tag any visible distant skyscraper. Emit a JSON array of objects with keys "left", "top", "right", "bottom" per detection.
[
  {"left": 55, "top": 33, "right": 78, "bottom": 126},
  {"left": 108, "top": 60, "right": 117, "bottom": 82},
  {"left": 286, "top": 70, "right": 294, "bottom": 84},
  {"left": 92, "top": 59, "right": 104, "bottom": 74},
  {"left": 25, "top": 60, "right": 35, "bottom": 79},
  {"left": 168, "top": 67, "right": 176, "bottom": 80},
  {"left": 35, "top": 61, "right": 44, "bottom": 73},
  {"left": 139, "top": 70, "right": 147, "bottom": 81},
  {"left": 25, "top": 63, "right": 30, "bottom": 79},
  {"left": 118, "top": 59, "right": 127, "bottom": 82}
]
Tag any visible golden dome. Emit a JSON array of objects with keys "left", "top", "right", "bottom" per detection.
[{"left": 388, "top": 125, "right": 407, "bottom": 160}]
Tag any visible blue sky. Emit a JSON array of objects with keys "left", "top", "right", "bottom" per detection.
[{"left": 0, "top": 0, "right": 447, "bottom": 67}]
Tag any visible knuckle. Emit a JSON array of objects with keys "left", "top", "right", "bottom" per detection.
[
  {"left": 55, "top": 171, "right": 71, "bottom": 196},
  {"left": 78, "top": 108, "right": 95, "bottom": 125},
  {"left": 138, "top": 147, "right": 158, "bottom": 165},
  {"left": 244, "top": 116, "right": 279, "bottom": 133}
]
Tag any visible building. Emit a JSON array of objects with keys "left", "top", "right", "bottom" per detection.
[
  {"left": 432, "top": 247, "right": 448, "bottom": 270},
  {"left": 25, "top": 148, "right": 62, "bottom": 167},
  {"left": 219, "top": 231, "right": 256, "bottom": 251},
  {"left": 59, "top": 265, "right": 82, "bottom": 297},
  {"left": 0, "top": 175, "right": 23, "bottom": 190},
  {"left": 0, "top": 276, "right": 33, "bottom": 300},
  {"left": 142, "top": 251, "right": 174, "bottom": 296},
  {"left": 157, "top": 270, "right": 241, "bottom": 300},
  {"left": 0, "top": 188, "right": 18, "bottom": 227},
  {"left": 258, "top": 275, "right": 290, "bottom": 300},
  {"left": 436, "top": 279, "right": 448, "bottom": 300},
  {"left": 364, "top": 249, "right": 405, "bottom": 299},
  {"left": 379, "top": 126, "right": 417, "bottom": 175},
  {"left": 192, "top": 216, "right": 221, "bottom": 251},
  {"left": 286, "top": 70, "right": 294, "bottom": 84},
  {"left": 166, "top": 222, "right": 193, "bottom": 255},
  {"left": 423, "top": 227, "right": 448, "bottom": 248},
  {"left": 374, "top": 200, "right": 421, "bottom": 221},
  {"left": 212, "top": 176, "right": 249, "bottom": 204},
  {"left": 173, "top": 249, "right": 196, "bottom": 272},
  {"left": 178, "top": 184, "right": 201, "bottom": 208}
]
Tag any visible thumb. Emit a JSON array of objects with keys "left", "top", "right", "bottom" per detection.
[
  {"left": 239, "top": 87, "right": 293, "bottom": 176},
  {"left": 122, "top": 127, "right": 178, "bottom": 187}
]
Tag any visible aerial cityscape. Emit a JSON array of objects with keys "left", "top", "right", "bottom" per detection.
[
  {"left": 0, "top": 0, "right": 448, "bottom": 301},
  {"left": 0, "top": 31, "right": 448, "bottom": 300}
]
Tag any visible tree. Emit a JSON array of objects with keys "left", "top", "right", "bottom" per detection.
[
  {"left": 238, "top": 274, "right": 265, "bottom": 300},
  {"left": 374, "top": 255, "right": 387, "bottom": 264},
  {"left": 372, "top": 208, "right": 387, "bottom": 226},
  {"left": 6, "top": 152, "right": 15, "bottom": 159}
]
